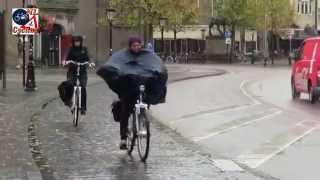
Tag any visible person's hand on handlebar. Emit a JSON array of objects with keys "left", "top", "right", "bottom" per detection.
[{"left": 89, "top": 62, "right": 96, "bottom": 69}]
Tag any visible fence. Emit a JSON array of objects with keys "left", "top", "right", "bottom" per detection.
[{"left": 154, "top": 39, "right": 206, "bottom": 56}]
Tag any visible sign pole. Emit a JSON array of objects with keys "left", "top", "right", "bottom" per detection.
[
  {"left": 12, "top": 6, "right": 39, "bottom": 90},
  {"left": 0, "top": 8, "right": 6, "bottom": 89},
  {"left": 289, "top": 34, "right": 292, "bottom": 65},
  {"left": 22, "top": 0, "right": 26, "bottom": 87}
]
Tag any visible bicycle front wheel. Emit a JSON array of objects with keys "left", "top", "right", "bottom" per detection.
[
  {"left": 73, "top": 90, "right": 80, "bottom": 127},
  {"left": 127, "top": 113, "right": 136, "bottom": 155},
  {"left": 137, "top": 109, "right": 150, "bottom": 162},
  {"left": 166, "top": 56, "right": 174, "bottom": 64}
]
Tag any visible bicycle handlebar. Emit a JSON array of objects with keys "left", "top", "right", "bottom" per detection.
[{"left": 65, "top": 60, "right": 89, "bottom": 66}]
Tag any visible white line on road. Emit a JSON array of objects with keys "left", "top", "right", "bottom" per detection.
[
  {"left": 240, "top": 80, "right": 261, "bottom": 105},
  {"left": 210, "top": 159, "right": 244, "bottom": 172},
  {"left": 192, "top": 110, "right": 283, "bottom": 142},
  {"left": 236, "top": 120, "right": 320, "bottom": 169}
]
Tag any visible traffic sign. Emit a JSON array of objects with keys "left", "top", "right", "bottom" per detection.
[{"left": 224, "top": 31, "right": 231, "bottom": 38}]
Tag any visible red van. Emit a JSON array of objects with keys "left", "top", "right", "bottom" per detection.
[{"left": 291, "top": 37, "right": 320, "bottom": 103}]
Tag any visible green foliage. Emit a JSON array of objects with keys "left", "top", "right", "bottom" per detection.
[
  {"left": 217, "top": 0, "right": 295, "bottom": 32},
  {"left": 216, "top": 0, "right": 249, "bottom": 27},
  {"left": 247, "top": 0, "right": 295, "bottom": 32},
  {"left": 162, "top": 0, "right": 199, "bottom": 32},
  {"left": 106, "top": 0, "right": 199, "bottom": 31}
]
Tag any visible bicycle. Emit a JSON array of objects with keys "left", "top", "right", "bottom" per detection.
[
  {"left": 165, "top": 55, "right": 175, "bottom": 64},
  {"left": 65, "top": 60, "right": 93, "bottom": 127},
  {"left": 176, "top": 52, "right": 189, "bottom": 64},
  {"left": 126, "top": 83, "right": 150, "bottom": 162}
]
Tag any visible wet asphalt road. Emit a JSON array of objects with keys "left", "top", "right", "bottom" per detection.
[{"left": 152, "top": 65, "right": 320, "bottom": 180}]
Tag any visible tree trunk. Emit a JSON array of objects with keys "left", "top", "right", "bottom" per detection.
[
  {"left": 229, "top": 23, "right": 235, "bottom": 64},
  {"left": 269, "top": 31, "right": 275, "bottom": 64},
  {"left": 240, "top": 27, "right": 245, "bottom": 54},
  {"left": 148, "top": 24, "right": 153, "bottom": 42},
  {"left": 174, "top": 29, "right": 177, "bottom": 60},
  {"left": 143, "top": 24, "right": 148, "bottom": 47}
]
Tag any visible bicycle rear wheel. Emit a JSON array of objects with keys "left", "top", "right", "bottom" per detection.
[
  {"left": 166, "top": 56, "right": 174, "bottom": 64},
  {"left": 127, "top": 113, "right": 136, "bottom": 155},
  {"left": 137, "top": 109, "right": 150, "bottom": 162},
  {"left": 73, "top": 89, "right": 80, "bottom": 127}
]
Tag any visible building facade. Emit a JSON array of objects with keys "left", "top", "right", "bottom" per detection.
[
  {"left": 292, "top": 0, "right": 319, "bottom": 30},
  {"left": 0, "top": 0, "right": 138, "bottom": 67}
]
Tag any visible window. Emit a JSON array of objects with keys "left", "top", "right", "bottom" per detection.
[{"left": 298, "top": 0, "right": 312, "bottom": 15}]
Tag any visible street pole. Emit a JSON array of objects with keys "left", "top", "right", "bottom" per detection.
[
  {"left": 109, "top": 21, "right": 113, "bottom": 56},
  {"left": 264, "top": 14, "right": 268, "bottom": 67},
  {"left": 289, "top": 35, "right": 292, "bottom": 65},
  {"left": 25, "top": 4, "right": 37, "bottom": 91},
  {"left": 0, "top": 8, "right": 6, "bottom": 89},
  {"left": 22, "top": 0, "right": 26, "bottom": 86},
  {"left": 95, "top": 0, "right": 99, "bottom": 65},
  {"left": 161, "top": 27, "right": 164, "bottom": 55},
  {"left": 316, "top": 0, "right": 318, "bottom": 34}
]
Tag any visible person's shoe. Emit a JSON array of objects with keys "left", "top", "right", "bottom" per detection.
[{"left": 119, "top": 140, "right": 127, "bottom": 150}]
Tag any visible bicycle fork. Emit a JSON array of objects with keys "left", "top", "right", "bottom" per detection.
[
  {"left": 72, "top": 86, "right": 82, "bottom": 110},
  {"left": 135, "top": 103, "right": 148, "bottom": 137}
]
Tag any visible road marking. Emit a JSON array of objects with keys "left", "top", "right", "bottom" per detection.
[
  {"left": 171, "top": 103, "right": 263, "bottom": 125},
  {"left": 193, "top": 110, "right": 282, "bottom": 142},
  {"left": 235, "top": 120, "right": 320, "bottom": 169},
  {"left": 240, "top": 80, "right": 261, "bottom": 105},
  {"left": 210, "top": 159, "right": 244, "bottom": 172}
]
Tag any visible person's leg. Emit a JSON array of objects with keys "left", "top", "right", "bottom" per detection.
[
  {"left": 80, "top": 74, "right": 88, "bottom": 114},
  {"left": 66, "top": 70, "right": 76, "bottom": 107},
  {"left": 119, "top": 99, "right": 131, "bottom": 140}
]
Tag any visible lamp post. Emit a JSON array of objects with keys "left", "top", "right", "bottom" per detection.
[
  {"left": 0, "top": 8, "right": 5, "bottom": 89},
  {"left": 25, "top": 4, "right": 37, "bottom": 91},
  {"left": 22, "top": 0, "right": 26, "bottom": 86},
  {"left": 288, "top": 31, "right": 294, "bottom": 65},
  {"left": 106, "top": 8, "right": 116, "bottom": 56},
  {"left": 200, "top": 29, "right": 206, "bottom": 59},
  {"left": 159, "top": 17, "right": 167, "bottom": 56},
  {"left": 201, "top": 28, "right": 206, "bottom": 40},
  {"left": 315, "top": 0, "right": 318, "bottom": 34},
  {"left": 264, "top": 13, "right": 269, "bottom": 67}
]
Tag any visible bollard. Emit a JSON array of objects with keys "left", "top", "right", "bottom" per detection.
[{"left": 25, "top": 61, "right": 36, "bottom": 91}]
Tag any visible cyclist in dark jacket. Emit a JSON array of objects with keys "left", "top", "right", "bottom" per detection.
[
  {"left": 115, "top": 37, "right": 143, "bottom": 150},
  {"left": 66, "top": 35, "right": 93, "bottom": 115}
]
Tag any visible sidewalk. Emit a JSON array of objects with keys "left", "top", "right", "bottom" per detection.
[{"left": 236, "top": 57, "right": 292, "bottom": 67}]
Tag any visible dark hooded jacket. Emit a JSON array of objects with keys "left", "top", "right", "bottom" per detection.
[{"left": 66, "top": 36, "right": 90, "bottom": 73}]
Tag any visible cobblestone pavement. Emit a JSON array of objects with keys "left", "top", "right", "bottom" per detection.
[{"left": 34, "top": 81, "right": 261, "bottom": 180}]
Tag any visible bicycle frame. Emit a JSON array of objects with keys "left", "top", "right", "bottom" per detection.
[
  {"left": 134, "top": 85, "right": 148, "bottom": 134},
  {"left": 66, "top": 61, "right": 88, "bottom": 110},
  {"left": 134, "top": 85, "right": 148, "bottom": 119}
]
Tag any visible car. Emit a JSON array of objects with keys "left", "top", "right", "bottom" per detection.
[{"left": 291, "top": 37, "right": 320, "bottom": 104}]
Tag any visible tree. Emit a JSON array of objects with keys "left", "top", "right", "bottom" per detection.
[
  {"left": 216, "top": 0, "right": 250, "bottom": 63},
  {"left": 216, "top": 0, "right": 295, "bottom": 63},
  {"left": 161, "top": 0, "right": 199, "bottom": 57},
  {"left": 106, "top": 0, "right": 199, "bottom": 44},
  {"left": 247, "top": 0, "right": 295, "bottom": 62}
]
